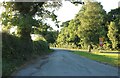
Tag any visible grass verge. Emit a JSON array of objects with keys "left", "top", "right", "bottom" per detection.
[{"left": 73, "top": 51, "right": 119, "bottom": 67}]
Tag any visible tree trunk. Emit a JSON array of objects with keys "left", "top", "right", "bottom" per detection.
[
  {"left": 19, "top": 27, "right": 33, "bottom": 59},
  {"left": 88, "top": 44, "right": 93, "bottom": 52}
]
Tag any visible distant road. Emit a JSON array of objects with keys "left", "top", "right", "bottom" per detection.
[{"left": 14, "top": 49, "right": 118, "bottom": 76}]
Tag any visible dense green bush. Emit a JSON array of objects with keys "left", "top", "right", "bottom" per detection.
[
  {"left": 33, "top": 40, "right": 49, "bottom": 55},
  {"left": 2, "top": 32, "right": 50, "bottom": 76},
  {"left": 2, "top": 32, "right": 33, "bottom": 60},
  {"left": 2, "top": 32, "right": 26, "bottom": 76},
  {"left": 3, "top": 32, "right": 22, "bottom": 59}
]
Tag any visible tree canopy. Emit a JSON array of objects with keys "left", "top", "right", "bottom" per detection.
[
  {"left": 56, "top": 1, "right": 120, "bottom": 50},
  {"left": 56, "top": 1, "right": 107, "bottom": 49}
]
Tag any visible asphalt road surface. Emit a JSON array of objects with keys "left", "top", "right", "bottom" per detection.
[{"left": 14, "top": 49, "right": 118, "bottom": 76}]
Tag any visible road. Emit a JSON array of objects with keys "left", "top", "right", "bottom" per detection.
[{"left": 13, "top": 49, "right": 118, "bottom": 76}]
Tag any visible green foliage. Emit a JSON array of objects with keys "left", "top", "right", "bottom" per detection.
[
  {"left": 2, "top": 32, "right": 31, "bottom": 76},
  {"left": 56, "top": 19, "right": 81, "bottom": 49},
  {"left": 107, "top": 22, "right": 119, "bottom": 49},
  {"left": 77, "top": 2, "right": 106, "bottom": 48},
  {"left": 60, "top": 20, "right": 70, "bottom": 27},
  {"left": 44, "top": 31, "right": 58, "bottom": 44},
  {"left": 32, "top": 34, "right": 49, "bottom": 54},
  {"left": 55, "top": 1, "right": 120, "bottom": 51},
  {"left": 32, "top": 22, "right": 58, "bottom": 44},
  {"left": 2, "top": 32, "right": 50, "bottom": 76},
  {"left": 2, "top": 2, "right": 44, "bottom": 15},
  {"left": 56, "top": 1, "right": 106, "bottom": 49},
  {"left": 107, "top": 7, "right": 120, "bottom": 50},
  {"left": 1, "top": 2, "right": 61, "bottom": 39},
  {"left": 56, "top": 2, "right": 119, "bottom": 51},
  {"left": 1, "top": 2, "right": 61, "bottom": 76},
  {"left": 33, "top": 40, "right": 49, "bottom": 55}
]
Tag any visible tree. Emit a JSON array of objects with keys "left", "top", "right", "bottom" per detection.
[
  {"left": 56, "top": 27, "right": 68, "bottom": 46},
  {"left": 77, "top": 1, "right": 106, "bottom": 49},
  {"left": 56, "top": 19, "right": 80, "bottom": 48},
  {"left": 1, "top": 2, "right": 62, "bottom": 53},
  {"left": 2, "top": 2, "right": 43, "bottom": 53},
  {"left": 2, "top": 2, "right": 61, "bottom": 38},
  {"left": 60, "top": 20, "right": 70, "bottom": 27},
  {"left": 107, "top": 22, "right": 119, "bottom": 49},
  {"left": 44, "top": 30, "right": 58, "bottom": 44},
  {"left": 107, "top": 7, "right": 120, "bottom": 50}
]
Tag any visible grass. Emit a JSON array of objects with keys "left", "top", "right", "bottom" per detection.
[{"left": 73, "top": 51, "right": 119, "bottom": 67}]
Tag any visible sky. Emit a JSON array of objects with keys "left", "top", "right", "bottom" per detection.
[
  {"left": 51, "top": 0, "right": 120, "bottom": 30},
  {"left": 55, "top": 0, "right": 120, "bottom": 22},
  {"left": 0, "top": 0, "right": 120, "bottom": 31},
  {"left": 55, "top": 1, "right": 82, "bottom": 22}
]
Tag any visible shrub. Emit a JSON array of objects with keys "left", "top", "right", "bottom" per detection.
[
  {"left": 2, "top": 32, "right": 50, "bottom": 76},
  {"left": 33, "top": 40, "right": 49, "bottom": 55}
]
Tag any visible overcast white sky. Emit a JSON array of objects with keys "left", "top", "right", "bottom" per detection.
[{"left": 0, "top": 0, "right": 120, "bottom": 30}]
